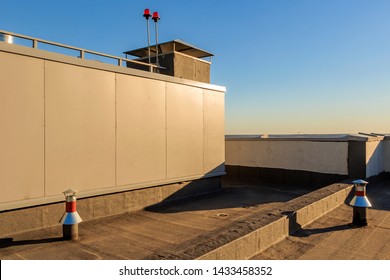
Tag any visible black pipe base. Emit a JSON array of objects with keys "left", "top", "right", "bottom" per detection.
[
  {"left": 352, "top": 206, "right": 368, "bottom": 227},
  {"left": 62, "top": 224, "right": 79, "bottom": 241}
]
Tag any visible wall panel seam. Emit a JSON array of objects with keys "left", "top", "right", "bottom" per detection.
[{"left": 43, "top": 60, "right": 47, "bottom": 197}]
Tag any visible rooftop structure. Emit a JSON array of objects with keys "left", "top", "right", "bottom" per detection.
[{"left": 124, "top": 39, "right": 213, "bottom": 83}]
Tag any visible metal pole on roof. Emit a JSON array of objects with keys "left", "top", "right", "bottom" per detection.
[
  {"left": 152, "top": 11, "right": 160, "bottom": 71},
  {"left": 143, "top": 9, "right": 152, "bottom": 65}
]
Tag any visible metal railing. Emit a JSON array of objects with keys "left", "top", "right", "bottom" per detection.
[{"left": 0, "top": 30, "right": 158, "bottom": 72}]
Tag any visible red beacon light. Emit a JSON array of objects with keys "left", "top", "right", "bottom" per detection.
[
  {"left": 152, "top": 11, "right": 160, "bottom": 22},
  {"left": 143, "top": 8, "right": 151, "bottom": 19}
]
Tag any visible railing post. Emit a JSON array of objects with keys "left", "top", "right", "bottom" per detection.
[
  {"left": 79, "top": 50, "right": 85, "bottom": 59},
  {"left": 32, "top": 40, "right": 38, "bottom": 49},
  {"left": 152, "top": 11, "right": 160, "bottom": 71}
]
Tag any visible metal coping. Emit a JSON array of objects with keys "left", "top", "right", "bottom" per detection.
[{"left": 225, "top": 133, "right": 387, "bottom": 142}]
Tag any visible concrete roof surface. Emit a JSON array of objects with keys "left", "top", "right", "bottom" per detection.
[
  {"left": 0, "top": 178, "right": 389, "bottom": 260},
  {"left": 252, "top": 178, "right": 390, "bottom": 260}
]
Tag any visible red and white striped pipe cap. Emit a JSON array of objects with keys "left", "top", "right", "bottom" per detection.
[{"left": 350, "top": 179, "right": 371, "bottom": 207}]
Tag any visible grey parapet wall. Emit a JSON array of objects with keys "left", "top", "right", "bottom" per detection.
[
  {"left": 0, "top": 177, "right": 221, "bottom": 238},
  {"left": 225, "top": 134, "right": 387, "bottom": 187}
]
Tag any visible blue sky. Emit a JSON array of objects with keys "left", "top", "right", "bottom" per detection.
[{"left": 1, "top": 0, "right": 389, "bottom": 134}]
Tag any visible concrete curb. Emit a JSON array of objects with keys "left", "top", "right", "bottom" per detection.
[
  {"left": 197, "top": 182, "right": 353, "bottom": 260},
  {"left": 143, "top": 182, "right": 353, "bottom": 260},
  {"left": 0, "top": 177, "right": 221, "bottom": 238},
  {"left": 198, "top": 214, "right": 289, "bottom": 260}
]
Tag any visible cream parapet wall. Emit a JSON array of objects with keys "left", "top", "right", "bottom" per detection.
[
  {"left": 225, "top": 140, "right": 349, "bottom": 175},
  {"left": 225, "top": 135, "right": 389, "bottom": 179},
  {"left": 0, "top": 43, "right": 225, "bottom": 211}
]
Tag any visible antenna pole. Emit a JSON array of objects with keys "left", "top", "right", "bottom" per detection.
[
  {"left": 143, "top": 9, "right": 152, "bottom": 65},
  {"left": 152, "top": 11, "right": 160, "bottom": 71}
]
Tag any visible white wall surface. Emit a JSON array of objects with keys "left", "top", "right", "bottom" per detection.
[
  {"left": 365, "top": 140, "right": 384, "bottom": 178},
  {"left": 203, "top": 90, "right": 225, "bottom": 175},
  {"left": 383, "top": 139, "right": 390, "bottom": 172},
  {"left": 45, "top": 61, "right": 117, "bottom": 196},
  {"left": 225, "top": 140, "right": 349, "bottom": 175},
  {"left": 0, "top": 47, "right": 225, "bottom": 210},
  {"left": 116, "top": 75, "right": 167, "bottom": 186},
  {"left": 0, "top": 52, "right": 45, "bottom": 203},
  {"left": 166, "top": 83, "right": 204, "bottom": 178}
]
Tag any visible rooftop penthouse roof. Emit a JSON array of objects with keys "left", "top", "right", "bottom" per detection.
[{"left": 124, "top": 39, "right": 214, "bottom": 59}]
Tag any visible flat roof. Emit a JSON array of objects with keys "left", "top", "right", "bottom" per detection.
[{"left": 124, "top": 39, "right": 214, "bottom": 59}]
